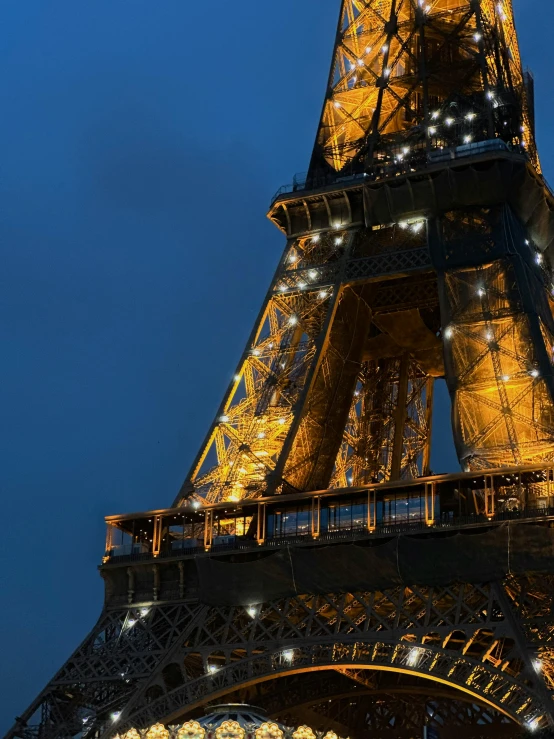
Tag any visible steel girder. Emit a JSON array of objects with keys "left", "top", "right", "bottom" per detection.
[
  {"left": 308, "top": 0, "right": 535, "bottom": 180},
  {"left": 179, "top": 199, "right": 554, "bottom": 506},
  {"left": 9, "top": 575, "right": 554, "bottom": 739}
]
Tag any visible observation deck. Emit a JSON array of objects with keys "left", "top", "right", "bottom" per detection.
[{"left": 101, "top": 464, "right": 554, "bottom": 608}]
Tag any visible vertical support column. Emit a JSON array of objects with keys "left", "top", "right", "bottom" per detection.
[
  {"left": 312, "top": 496, "right": 321, "bottom": 538},
  {"left": 422, "top": 378, "right": 434, "bottom": 477},
  {"left": 485, "top": 474, "right": 495, "bottom": 518},
  {"left": 368, "top": 489, "right": 376, "bottom": 532},
  {"left": 425, "top": 482, "right": 435, "bottom": 526},
  {"left": 257, "top": 502, "right": 266, "bottom": 545},
  {"left": 105, "top": 523, "right": 114, "bottom": 555},
  {"left": 391, "top": 354, "right": 410, "bottom": 480},
  {"left": 204, "top": 510, "right": 213, "bottom": 551},
  {"left": 152, "top": 516, "right": 163, "bottom": 557}
]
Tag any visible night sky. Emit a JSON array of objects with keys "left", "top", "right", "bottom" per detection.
[{"left": 1, "top": 0, "right": 553, "bottom": 732}]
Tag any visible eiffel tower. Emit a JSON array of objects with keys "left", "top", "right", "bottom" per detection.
[{"left": 8, "top": 1, "right": 554, "bottom": 738}]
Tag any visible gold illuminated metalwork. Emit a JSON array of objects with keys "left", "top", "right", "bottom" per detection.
[
  {"left": 146, "top": 724, "right": 169, "bottom": 739},
  {"left": 177, "top": 722, "right": 205, "bottom": 739},
  {"left": 292, "top": 728, "right": 316, "bottom": 739},
  {"left": 310, "top": 0, "right": 536, "bottom": 175},
  {"left": 254, "top": 723, "right": 284, "bottom": 739},
  {"left": 214, "top": 721, "right": 245, "bottom": 739}
]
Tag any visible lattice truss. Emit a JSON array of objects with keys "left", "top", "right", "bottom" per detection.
[
  {"left": 311, "top": 0, "right": 535, "bottom": 175},
  {"left": 186, "top": 221, "right": 440, "bottom": 504},
  {"left": 16, "top": 578, "right": 554, "bottom": 739},
  {"left": 441, "top": 215, "right": 554, "bottom": 469},
  {"left": 187, "top": 230, "right": 350, "bottom": 504},
  {"left": 331, "top": 359, "right": 433, "bottom": 487},
  {"left": 230, "top": 669, "right": 519, "bottom": 738}
]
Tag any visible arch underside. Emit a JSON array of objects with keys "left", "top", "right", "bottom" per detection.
[
  {"left": 118, "top": 581, "right": 550, "bottom": 735},
  {"left": 202, "top": 669, "right": 521, "bottom": 739}
]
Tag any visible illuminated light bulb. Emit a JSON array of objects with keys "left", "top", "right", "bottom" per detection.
[
  {"left": 192, "top": 501, "right": 201, "bottom": 509},
  {"left": 334, "top": 100, "right": 341, "bottom": 108},
  {"left": 444, "top": 326, "right": 453, "bottom": 339},
  {"left": 527, "top": 719, "right": 540, "bottom": 732},
  {"left": 474, "top": 32, "right": 482, "bottom": 41},
  {"left": 411, "top": 221, "right": 424, "bottom": 233},
  {"left": 407, "top": 648, "right": 421, "bottom": 667},
  {"left": 530, "top": 369, "right": 540, "bottom": 378},
  {"left": 318, "top": 291, "right": 328, "bottom": 299},
  {"left": 333, "top": 221, "right": 342, "bottom": 229},
  {"left": 501, "top": 375, "right": 510, "bottom": 382},
  {"left": 234, "top": 374, "right": 241, "bottom": 381},
  {"left": 298, "top": 281, "right": 307, "bottom": 290},
  {"left": 288, "top": 315, "right": 298, "bottom": 326},
  {"left": 257, "top": 432, "right": 266, "bottom": 439},
  {"left": 312, "top": 233, "right": 320, "bottom": 242},
  {"left": 354, "top": 390, "right": 360, "bottom": 397},
  {"left": 381, "top": 44, "right": 388, "bottom": 52},
  {"left": 278, "top": 284, "right": 288, "bottom": 292},
  {"left": 126, "top": 619, "right": 136, "bottom": 628},
  {"left": 464, "top": 135, "right": 473, "bottom": 143},
  {"left": 445, "top": 117, "right": 454, "bottom": 126},
  {"left": 357, "top": 58, "right": 364, "bottom": 66},
  {"left": 347, "top": 476, "right": 353, "bottom": 484},
  {"left": 351, "top": 76, "right": 357, "bottom": 83},
  {"left": 220, "top": 414, "right": 229, "bottom": 422},
  {"left": 334, "top": 237, "right": 343, "bottom": 245},
  {"left": 279, "top": 418, "right": 286, "bottom": 425},
  {"left": 308, "top": 269, "right": 317, "bottom": 280},
  {"left": 208, "top": 665, "right": 219, "bottom": 674},
  {"left": 428, "top": 126, "right": 437, "bottom": 136},
  {"left": 252, "top": 348, "right": 260, "bottom": 356},
  {"left": 282, "top": 649, "right": 294, "bottom": 662},
  {"left": 431, "top": 110, "right": 440, "bottom": 120},
  {"left": 288, "top": 253, "right": 297, "bottom": 263},
  {"left": 535, "top": 253, "right": 543, "bottom": 264},
  {"left": 477, "top": 288, "right": 485, "bottom": 297},
  {"left": 268, "top": 342, "right": 273, "bottom": 349},
  {"left": 466, "top": 112, "right": 476, "bottom": 120},
  {"left": 525, "top": 239, "right": 530, "bottom": 245},
  {"left": 111, "top": 712, "right": 121, "bottom": 722},
  {"left": 247, "top": 606, "right": 257, "bottom": 618},
  {"left": 533, "top": 658, "right": 542, "bottom": 673},
  {"left": 486, "top": 90, "right": 494, "bottom": 100},
  {"left": 403, "top": 146, "right": 409, "bottom": 154},
  {"left": 365, "top": 46, "right": 372, "bottom": 53},
  {"left": 399, "top": 221, "right": 409, "bottom": 229},
  {"left": 486, "top": 330, "right": 493, "bottom": 342},
  {"left": 384, "top": 67, "right": 391, "bottom": 77}
]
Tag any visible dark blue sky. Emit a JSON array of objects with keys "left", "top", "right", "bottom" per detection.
[{"left": 1, "top": 0, "right": 552, "bottom": 732}]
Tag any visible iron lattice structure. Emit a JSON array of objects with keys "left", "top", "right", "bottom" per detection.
[{"left": 7, "top": 1, "right": 554, "bottom": 739}]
